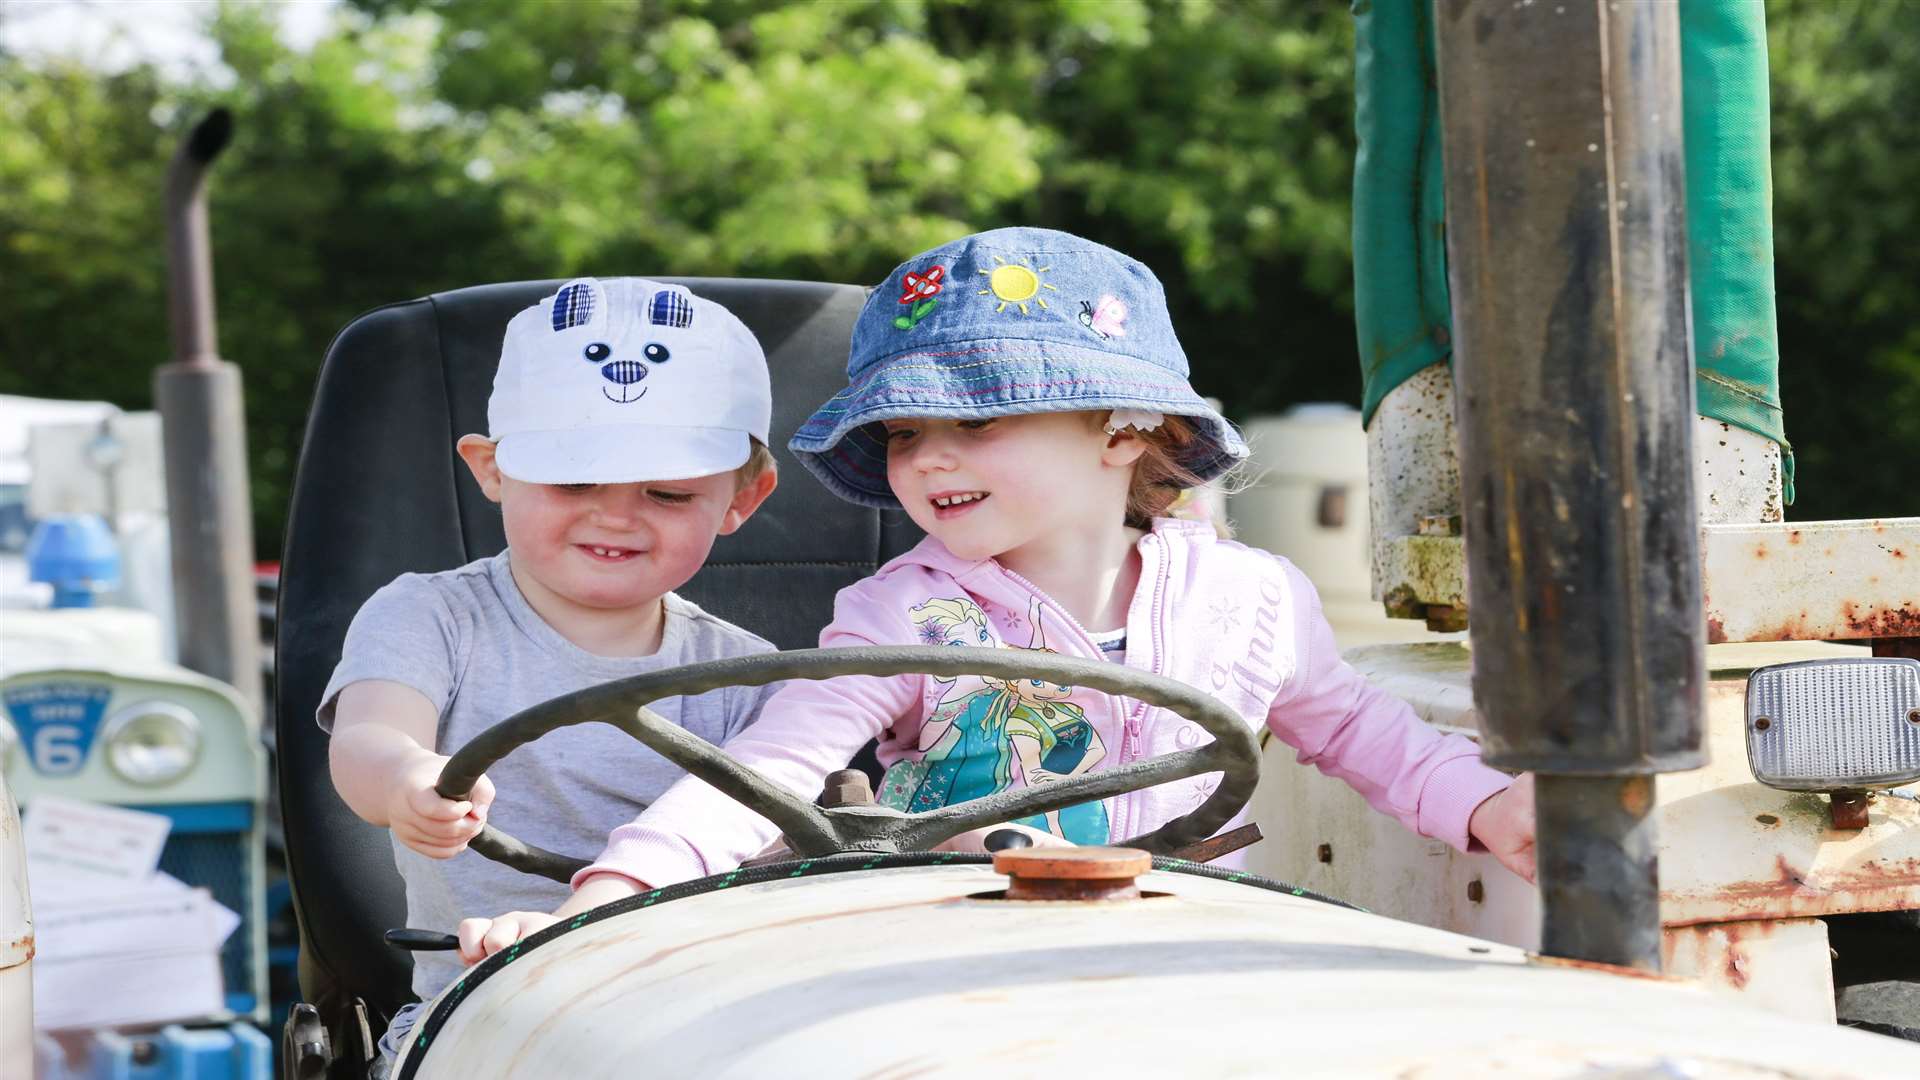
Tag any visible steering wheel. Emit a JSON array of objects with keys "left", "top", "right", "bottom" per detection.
[{"left": 436, "top": 645, "right": 1261, "bottom": 883}]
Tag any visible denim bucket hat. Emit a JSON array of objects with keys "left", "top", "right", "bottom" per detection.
[{"left": 790, "top": 227, "right": 1248, "bottom": 508}]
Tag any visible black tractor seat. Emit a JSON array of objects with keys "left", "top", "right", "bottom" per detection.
[{"left": 274, "top": 278, "right": 921, "bottom": 1077}]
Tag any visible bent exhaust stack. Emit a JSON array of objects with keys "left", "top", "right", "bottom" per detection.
[{"left": 157, "top": 108, "right": 263, "bottom": 714}]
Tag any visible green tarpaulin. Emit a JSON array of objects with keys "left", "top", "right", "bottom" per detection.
[{"left": 1352, "top": 0, "right": 1794, "bottom": 502}]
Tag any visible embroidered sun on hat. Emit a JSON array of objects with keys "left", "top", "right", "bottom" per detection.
[
  {"left": 487, "top": 277, "right": 771, "bottom": 484},
  {"left": 789, "top": 227, "right": 1248, "bottom": 508}
]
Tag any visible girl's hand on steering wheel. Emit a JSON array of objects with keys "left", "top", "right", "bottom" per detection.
[{"left": 457, "top": 911, "right": 558, "bottom": 965}]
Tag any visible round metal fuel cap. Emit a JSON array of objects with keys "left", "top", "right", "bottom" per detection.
[{"left": 993, "top": 846, "right": 1152, "bottom": 901}]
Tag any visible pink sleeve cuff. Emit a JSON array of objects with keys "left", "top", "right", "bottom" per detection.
[
  {"left": 1416, "top": 755, "right": 1517, "bottom": 853},
  {"left": 571, "top": 827, "right": 712, "bottom": 893}
]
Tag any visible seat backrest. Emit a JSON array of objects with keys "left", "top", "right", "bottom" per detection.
[{"left": 274, "top": 279, "right": 922, "bottom": 1028}]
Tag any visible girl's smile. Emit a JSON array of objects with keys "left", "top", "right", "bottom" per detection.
[{"left": 928, "top": 490, "right": 990, "bottom": 518}]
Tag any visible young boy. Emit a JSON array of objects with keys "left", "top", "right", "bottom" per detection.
[{"left": 320, "top": 277, "right": 780, "bottom": 1071}]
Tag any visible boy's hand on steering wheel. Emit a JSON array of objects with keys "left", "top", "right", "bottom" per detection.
[
  {"left": 390, "top": 755, "right": 496, "bottom": 859},
  {"left": 457, "top": 911, "right": 559, "bottom": 966}
]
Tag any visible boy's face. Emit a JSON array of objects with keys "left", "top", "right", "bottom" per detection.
[
  {"left": 458, "top": 437, "right": 775, "bottom": 615},
  {"left": 882, "top": 412, "right": 1145, "bottom": 564}
]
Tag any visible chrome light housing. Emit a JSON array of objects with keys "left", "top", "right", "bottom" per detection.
[
  {"left": 1745, "top": 657, "right": 1920, "bottom": 791},
  {"left": 101, "top": 700, "right": 202, "bottom": 786}
]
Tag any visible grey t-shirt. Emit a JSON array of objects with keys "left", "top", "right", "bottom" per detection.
[{"left": 319, "top": 550, "right": 777, "bottom": 1007}]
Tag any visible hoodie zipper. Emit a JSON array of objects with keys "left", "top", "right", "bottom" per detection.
[{"left": 989, "top": 529, "right": 1174, "bottom": 841}]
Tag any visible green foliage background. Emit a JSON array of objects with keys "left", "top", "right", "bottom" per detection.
[{"left": 1, "top": 0, "right": 1914, "bottom": 556}]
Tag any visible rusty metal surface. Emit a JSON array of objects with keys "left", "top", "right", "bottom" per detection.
[
  {"left": 1250, "top": 641, "right": 1920, "bottom": 1013},
  {"left": 1695, "top": 419, "right": 1785, "bottom": 526},
  {"left": 1702, "top": 518, "right": 1920, "bottom": 644},
  {"left": 1168, "top": 822, "right": 1263, "bottom": 865},
  {"left": 397, "top": 863, "right": 1920, "bottom": 1078},
  {"left": 1659, "top": 676, "right": 1920, "bottom": 927},
  {"left": 1367, "top": 364, "right": 1463, "bottom": 610},
  {"left": 1829, "top": 792, "right": 1872, "bottom": 831},
  {"left": 1663, "top": 918, "right": 1836, "bottom": 1024},
  {"left": 1378, "top": 535, "right": 1467, "bottom": 613}
]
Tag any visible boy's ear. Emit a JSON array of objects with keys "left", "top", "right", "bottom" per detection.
[
  {"left": 456, "top": 435, "right": 505, "bottom": 502},
  {"left": 718, "top": 467, "right": 778, "bottom": 536}
]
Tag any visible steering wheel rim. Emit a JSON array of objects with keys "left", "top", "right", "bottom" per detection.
[{"left": 438, "top": 645, "right": 1261, "bottom": 882}]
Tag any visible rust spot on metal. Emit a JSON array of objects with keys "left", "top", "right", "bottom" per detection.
[
  {"left": 1754, "top": 814, "right": 1779, "bottom": 827},
  {"left": 1528, "top": 953, "right": 1671, "bottom": 981},
  {"left": 1, "top": 932, "right": 34, "bottom": 969},
  {"left": 1753, "top": 544, "right": 1769, "bottom": 560},
  {"left": 1893, "top": 548, "right": 1908, "bottom": 559},
  {"left": 1316, "top": 843, "right": 1333, "bottom": 864},
  {"left": 1830, "top": 791, "right": 1871, "bottom": 831},
  {"left": 1787, "top": 530, "right": 1803, "bottom": 546},
  {"left": 1619, "top": 777, "right": 1653, "bottom": 816},
  {"left": 1723, "top": 943, "right": 1750, "bottom": 989},
  {"left": 1705, "top": 615, "right": 1727, "bottom": 644},
  {"left": 1466, "top": 879, "right": 1485, "bottom": 903},
  {"left": 1170, "top": 822, "right": 1263, "bottom": 865},
  {"left": 1839, "top": 600, "right": 1920, "bottom": 638}
]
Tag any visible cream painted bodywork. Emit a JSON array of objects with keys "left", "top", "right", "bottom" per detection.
[
  {"left": 1246, "top": 639, "right": 1920, "bottom": 1022},
  {"left": 0, "top": 770, "right": 34, "bottom": 1078},
  {"left": 395, "top": 863, "right": 1920, "bottom": 1079}
]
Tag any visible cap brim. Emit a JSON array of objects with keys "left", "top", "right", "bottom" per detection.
[{"left": 496, "top": 425, "right": 750, "bottom": 484}]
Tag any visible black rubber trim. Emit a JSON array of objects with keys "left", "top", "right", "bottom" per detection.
[{"left": 395, "top": 852, "right": 1358, "bottom": 1076}]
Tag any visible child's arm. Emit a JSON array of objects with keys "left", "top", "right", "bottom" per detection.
[
  {"left": 330, "top": 680, "right": 496, "bottom": 859},
  {"left": 1264, "top": 563, "right": 1534, "bottom": 879}
]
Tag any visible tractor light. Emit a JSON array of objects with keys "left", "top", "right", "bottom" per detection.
[
  {"left": 101, "top": 701, "right": 202, "bottom": 786},
  {"left": 1745, "top": 657, "right": 1920, "bottom": 792}
]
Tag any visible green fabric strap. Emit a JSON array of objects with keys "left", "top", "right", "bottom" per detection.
[
  {"left": 1352, "top": 0, "right": 1795, "bottom": 503},
  {"left": 1352, "top": 0, "right": 1451, "bottom": 429}
]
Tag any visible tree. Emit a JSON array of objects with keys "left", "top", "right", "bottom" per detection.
[{"left": 2, "top": 0, "right": 1916, "bottom": 555}]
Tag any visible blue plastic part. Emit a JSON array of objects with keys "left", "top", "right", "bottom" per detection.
[
  {"left": 26, "top": 513, "right": 121, "bottom": 608},
  {"left": 42, "top": 1023, "right": 271, "bottom": 1080}
]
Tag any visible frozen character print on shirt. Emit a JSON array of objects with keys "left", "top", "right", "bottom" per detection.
[{"left": 877, "top": 597, "right": 1110, "bottom": 844}]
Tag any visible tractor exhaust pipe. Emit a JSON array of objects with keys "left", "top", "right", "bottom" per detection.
[
  {"left": 1432, "top": 1, "right": 1706, "bottom": 969},
  {"left": 156, "top": 108, "right": 263, "bottom": 714}
]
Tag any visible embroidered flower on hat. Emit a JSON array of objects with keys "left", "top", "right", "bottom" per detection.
[
  {"left": 899, "top": 266, "right": 945, "bottom": 304},
  {"left": 976, "top": 254, "right": 1057, "bottom": 315},
  {"left": 893, "top": 264, "right": 945, "bottom": 331}
]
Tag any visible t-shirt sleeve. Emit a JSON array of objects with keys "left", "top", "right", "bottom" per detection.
[
  {"left": 1262, "top": 562, "right": 1513, "bottom": 852},
  {"left": 316, "top": 575, "right": 463, "bottom": 734}
]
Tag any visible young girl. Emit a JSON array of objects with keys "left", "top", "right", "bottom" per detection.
[{"left": 460, "top": 228, "right": 1536, "bottom": 960}]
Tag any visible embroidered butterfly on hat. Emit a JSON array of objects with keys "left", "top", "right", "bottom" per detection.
[{"left": 1077, "top": 294, "right": 1129, "bottom": 340}]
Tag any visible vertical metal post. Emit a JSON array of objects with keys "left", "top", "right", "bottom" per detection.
[
  {"left": 156, "top": 109, "right": 263, "bottom": 714},
  {"left": 1432, "top": 1, "right": 1706, "bottom": 970}
]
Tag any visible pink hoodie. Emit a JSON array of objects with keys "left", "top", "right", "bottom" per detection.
[{"left": 581, "top": 518, "right": 1513, "bottom": 889}]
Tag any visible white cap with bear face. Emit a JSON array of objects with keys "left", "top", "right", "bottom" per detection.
[{"left": 488, "top": 277, "right": 771, "bottom": 484}]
